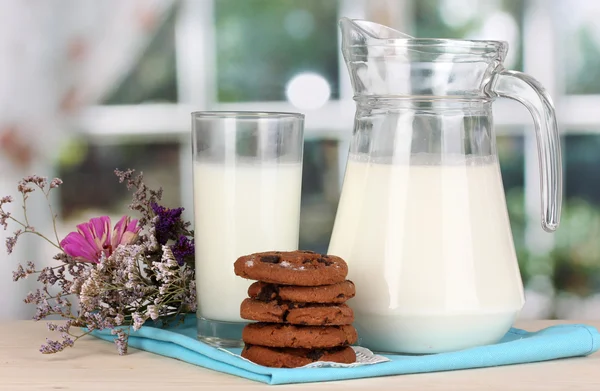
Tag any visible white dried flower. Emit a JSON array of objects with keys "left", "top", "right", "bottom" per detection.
[
  {"left": 161, "top": 245, "right": 179, "bottom": 268},
  {"left": 146, "top": 305, "right": 159, "bottom": 320},
  {"left": 114, "top": 314, "right": 124, "bottom": 325}
]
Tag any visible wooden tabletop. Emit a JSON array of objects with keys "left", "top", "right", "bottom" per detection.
[{"left": 0, "top": 319, "right": 598, "bottom": 390}]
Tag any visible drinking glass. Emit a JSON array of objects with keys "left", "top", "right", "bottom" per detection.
[{"left": 191, "top": 111, "right": 304, "bottom": 347}]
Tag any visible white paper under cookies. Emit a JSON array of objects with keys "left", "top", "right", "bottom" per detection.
[
  {"left": 220, "top": 346, "right": 390, "bottom": 368},
  {"left": 301, "top": 347, "right": 390, "bottom": 368}
]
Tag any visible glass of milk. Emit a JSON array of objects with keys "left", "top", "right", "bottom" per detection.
[{"left": 191, "top": 111, "right": 304, "bottom": 347}]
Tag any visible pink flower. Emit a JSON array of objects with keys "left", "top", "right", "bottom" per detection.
[{"left": 60, "top": 216, "right": 140, "bottom": 263}]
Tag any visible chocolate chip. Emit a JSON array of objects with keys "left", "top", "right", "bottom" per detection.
[
  {"left": 282, "top": 309, "right": 290, "bottom": 322},
  {"left": 260, "top": 255, "right": 281, "bottom": 264},
  {"left": 316, "top": 257, "right": 333, "bottom": 266},
  {"left": 306, "top": 349, "right": 324, "bottom": 361},
  {"left": 257, "top": 284, "right": 280, "bottom": 302},
  {"left": 301, "top": 250, "right": 315, "bottom": 254},
  {"left": 336, "top": 293, "right": 346, "bottom": 299},
  {"left": 302, "top": 259, "right": 312, "bottom": 264}
]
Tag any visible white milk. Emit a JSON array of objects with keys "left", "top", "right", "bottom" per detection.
[
  {"left": 193, "top": 161, "right": 302, "bottom": 322},
  {"left": 328, "top": 155, "right": 525, "bottom": 353}
]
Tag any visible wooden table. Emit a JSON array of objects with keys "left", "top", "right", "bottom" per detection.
[{"left": 0, "top": 320, "right": 598, "bottom": 390}]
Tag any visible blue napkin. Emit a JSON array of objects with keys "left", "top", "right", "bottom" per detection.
[{"left": 91, "top": 314, "right": 599, "bottom": 385}]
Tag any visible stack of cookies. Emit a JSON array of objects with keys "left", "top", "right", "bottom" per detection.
[{"left": 233, "top": 250, "right": 358, "bottom": 368}]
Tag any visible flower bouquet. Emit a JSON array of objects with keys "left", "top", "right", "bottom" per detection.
[{"left": 1, "top": 169, "right": 196, "bottom": 354}]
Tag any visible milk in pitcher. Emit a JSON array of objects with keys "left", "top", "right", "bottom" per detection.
[{"left": 328, "top": 154, "right": 525, "bottom": 353}]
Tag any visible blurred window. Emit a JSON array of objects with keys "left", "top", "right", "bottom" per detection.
[
  {"left": 65, "top": 0, "right": 600, "bottom": 319},
  {"left": 215, "top": 0, "right": 340, "bottom": 102},
  {"left": 560, "top": 0, "right": 600, "bottom": 94},
  {"left": 414, "top": 0, "right": 524, "bottom": 70},
  {"left": 103, "top": 7, "right": 178, "bottom": 104}
]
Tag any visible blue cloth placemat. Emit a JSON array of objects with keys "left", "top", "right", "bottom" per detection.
[{"left": 91, "top": 315, "right": 599, "bottom": 385}]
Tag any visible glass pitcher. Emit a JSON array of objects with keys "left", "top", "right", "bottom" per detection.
[{"left": 328, "top": 18, "right": 562, "bottom": 354}]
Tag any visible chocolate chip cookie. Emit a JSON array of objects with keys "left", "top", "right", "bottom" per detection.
[
  {"left": 234, "top": 250, "right": 348, "bottom": 286},
  {"left": 242, "top": 323, "right": 358, "bottom": 348},
  {"left": 240, "top": 298, "right": 354, "bottom": 326},
  {"left": 241, "top": 345, "right": 356, "bottom": 368},
  {"left": 248, "top": 280, "right": 356, "bottom": 304}
]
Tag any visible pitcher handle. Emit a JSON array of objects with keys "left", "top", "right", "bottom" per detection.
[{"left": 488, "top": 68, "right": 562, "bottom": 232}]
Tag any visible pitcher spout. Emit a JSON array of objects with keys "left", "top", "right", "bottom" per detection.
[
  {"left": 339, "top": 18, "right": 507, "bottom": 99},
  {"left": 339, "top": 17, "right": 413, "bottom": 47}
]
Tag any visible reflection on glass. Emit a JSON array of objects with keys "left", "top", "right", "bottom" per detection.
[
  {"left": 299, "top": 139, "right": 341, "bottom": 253},
  {"left": 497, "top": 133, "right": 525, "bottom": 192},
  {"left": 215, "top": 0, "right": 339, "bottom": 102}
]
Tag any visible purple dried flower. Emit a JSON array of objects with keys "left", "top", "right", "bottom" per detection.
[
  {"left": 24, "top": 290, "right": 41, "bottom": 304},
  {"left": 151, "top": 203, "right": 184, "bottom": 245},
  {"left": 170, "top": 235, "right": 195, "bottom": 266},
  {"left": 185, "top": 279, "right": 197, "bottom": 312},
  {"left": 114, "top": 169, "right": 163, "bottom": 227},
  {"left": 0, "top": 213, "right": 9, "bottom": 230},
  {"left": 40, "top": 332, "right": 73, "bottom": 354},
  {"left": 12, "top": 261, "right": 36, "bottom": 281},
  {"left": 40, "top": 339, "right": 64, "bottom": 354},
  {"left": 57, "top": 321, "right": 72, "bottom": 333},
  {"left": 0, "top": 204, "right": 10, "bottom": 230},
  {"left": 20, "top": 175, "right": 47, "bottom": 190},
  {"left": 0, "top": 195, "right": 12, "bottom": 229},
  {"left": 111, "top": 329, "right": 129, "bottom": 355},
  {"left": 12, "top": 265, "right": 26, "bottom": 281},
  {"left": 61, "top": 334, "right": 74, "bottom": 348},
  {"left": 49, "top": 178, "right": 63, "bottom": 188},
  {"left": 132, "top": 312, "right": 146, "bottom": 331},
  {"left": 37, "top": 266, "right": 59, "bottom": 285},
  {"left": 17, "top": 183, "right": 34, "bottom": 194},
  {"left": 5, "top": 229, "right": 22, "bottom": 254}
]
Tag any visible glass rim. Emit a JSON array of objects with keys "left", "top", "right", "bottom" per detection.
[
  {"left": 192, "top": 111, "right": 304, "bottom": 120},
  {"left": 344, "top": 39, "right": 508, "bottom": 60},
  {"left": 346, "top": 38, "right": 507, "bottom": 49}
]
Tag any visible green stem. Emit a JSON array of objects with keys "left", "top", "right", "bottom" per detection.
[
  {"left": 31, "top": 265, "right": 69, "bottom": 274},
  {"left": 8, "top": 215, "right": 61, "bottom": 250},
  {"left": 136, "top": 257, "right": 153, "bottom": 285},
  {"left": 46, "top": 195, "right": 61, "bottom": 249},
  {"left": 42, "top": 311, "right": 77, "bottom": 321},
  {"left": 68, "top": 328, "right": 96, "bottom": 340},
  {"left": 25, "top": 230, "right": 62, "bottom": 250},
  {"left": 21, "top": 193, "right": 30, "bottom": 227}
]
